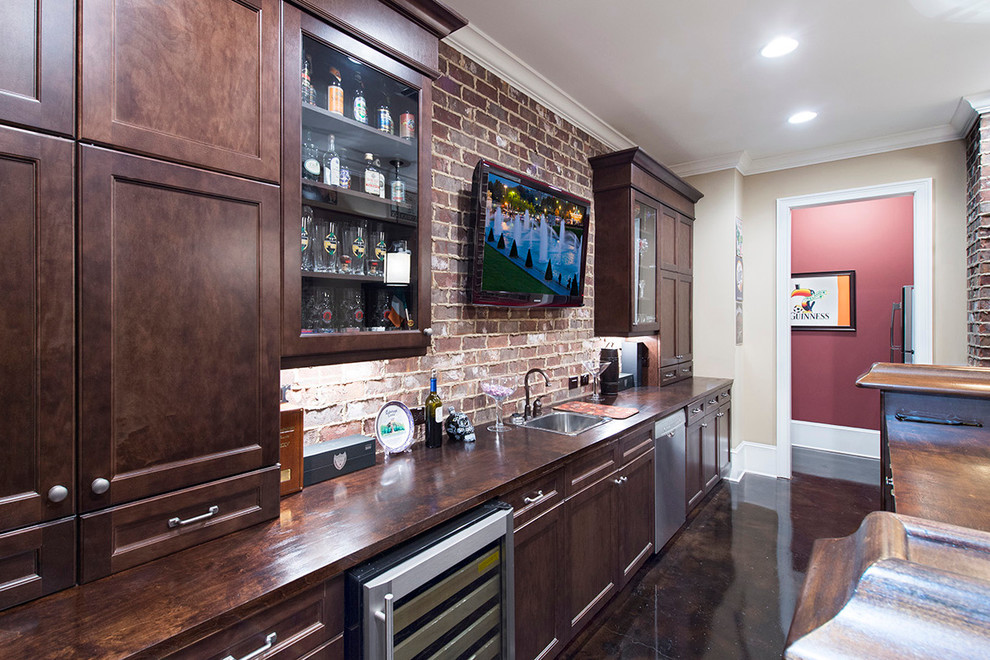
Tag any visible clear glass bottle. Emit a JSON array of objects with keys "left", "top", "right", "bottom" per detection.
[
  {"left": 300, "top": 206, "right": 315, "bottom": 271},
  {"left": 364, "top": 153, "right": 381, "bottom": 197},
  {"left": 390, "top": 161, "right": 405, "bottom": 204},
  {"left": 322, "top": 134, "right": 340, "bottom": 186},
  {"left": 353, "top": 74, "right": 368, "bottom": 124},
  {"left": 339, "top": 155, "right": 351, "bottom": 190},
  {"left": 302, "top": 130, "right": 321, "bottom": 181},
  {"left": 374, "top": 158, "right": 386, "bottom": 198},
  {"left": 327, "top": 67, "right": 344, "bottom": 115}
]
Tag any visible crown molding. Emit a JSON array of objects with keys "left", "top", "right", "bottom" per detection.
[
  {"left": 673, "top": 123, "right": 963, "bottom": 178},
  {"left": 443, "top": 24, "right": 635, "bottom": 153}
]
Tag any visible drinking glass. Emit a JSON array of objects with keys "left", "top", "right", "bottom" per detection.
[
  {"left": 481, "top": 376, "right": 516, "bottom": 434},
  {"left": 301, "top": 206, "right": 315, "bottom": 271},
  {"left": 323, "top": 220, "right": 340, "bottom": 273},
  {"left": 582, "top": 358, "right": 613, "bottom": 403},
  {"left": 367, "top": 225, "right": 386, "bottom": 278},
  {"left": 344, "top": 222, "right": 366, "bottom": 275},
  {"left": 315, "top": 287, "right": 336, "bottom": 332},
  {"left": 312, "top": 219, "right": 328, "bottom": 272}
]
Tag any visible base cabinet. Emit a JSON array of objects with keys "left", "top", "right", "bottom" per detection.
[
  {"left": 687, "top": 397, "right": 722, "bottom": 514},
  {"left": 564, "top": 472, "right": 618, "bottom": 637},
  {"left": 617, "top": 448, "right": 655, "bottom": 587},
  {"left": 514, "top": 504, "right": 565, "bottom": 660}
]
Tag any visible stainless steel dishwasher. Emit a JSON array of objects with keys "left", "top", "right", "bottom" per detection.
[
  {"left": 654, "top": 410, "right": 687, "bottom": 551},
  {"left": 345, "top": 501, "right": 515, "bottom": 660}
]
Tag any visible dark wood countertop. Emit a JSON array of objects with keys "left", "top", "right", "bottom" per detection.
[{"left": 0, "top": 379, "right": 730, "bottom": 659}]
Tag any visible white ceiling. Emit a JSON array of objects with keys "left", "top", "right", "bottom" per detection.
[{"left": 442, "top": 0, "right": 990, "bottom": 175}]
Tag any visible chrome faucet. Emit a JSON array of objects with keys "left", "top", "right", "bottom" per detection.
[{"left": 524, "top": 368, "right": 551, "bottom": 419}]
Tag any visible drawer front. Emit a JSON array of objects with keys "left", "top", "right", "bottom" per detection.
[
  {"left": 686, "top": 399, "right": 706, "bottom": 424},
  {"left": 0, "top": 517, "right": 75, "bottom": 612},
  {"left": 168, "top": 577, "right": 343, "bottom": 660},
  {"left": 716, "top": 388, "right": 731, "bottom": 406},
  {"left": 565, "top": 441, "right": 618, "bottom": 497},
  {"left": 503, "top": 468, "right": 564, "bottom": 529},
  {"left": 80, "top": 466, "right": 279, "bottom": 583},
  {"left": 661, "top": 361, "right": 692, "bottom": 386},
  {"left": 617, "top": 423, "right": 654, "bottom": 466}
]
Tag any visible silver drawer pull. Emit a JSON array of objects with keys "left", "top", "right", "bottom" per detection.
[
  {"left": 894, "top": 412, "right": 982, "bottom": 427},
  {"left": 168, "top": 505, "right": 219, "bottom": 528},
  {"left": 691, "top": 408, "right": 702, "bottom": 414},
  {"left": 708, "top": 398, "right": 717, "bottom": 404},
  {"left": 523, "top": 490, "right": 545, "bottom": 505},
  {"left": 613, "top": 476, "right": 628, "bottom": 485},
  {"left": 666, "top": 431, "right": 675, "bottom": 438},
  {"left": 716, "top": 412, "right": 725, "bottom": 418},
  {"left": 221, "top": 632, "right": 276, "bottom": 660},
  {"left": 664, "top": 372, "right": 675, "bottom": 378},
  {"left": 682, "top": 368, "right": 691, "bottom": 373},
  {"left": 675, "top": 355, "right": 684, "bottom": 359},
  {"left": 721, "top": 392, "right": 729, "bottom": 398}
]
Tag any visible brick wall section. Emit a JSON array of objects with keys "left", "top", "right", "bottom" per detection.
[
  {"left": 281, "top": 43, "right": 613, "bottom": 445},
  {"left": 967, "top": 114, "right": 990, "bottom": 365}
]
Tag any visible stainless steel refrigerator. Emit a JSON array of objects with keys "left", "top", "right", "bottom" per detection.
[{"left": 890, "top": 285, "right": 914, "bottom": 363}]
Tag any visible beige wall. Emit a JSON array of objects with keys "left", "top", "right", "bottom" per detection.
[{"left": 688, "top": 140, "right": 968, "bottom": 449}]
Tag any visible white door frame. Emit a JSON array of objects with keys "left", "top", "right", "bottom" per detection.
[{"left": 775, "top": 179, "right": 933, "bottom": 478}]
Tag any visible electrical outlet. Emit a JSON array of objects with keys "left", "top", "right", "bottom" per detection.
[
  {"left": 568, "top": 376, "right": 579, "bottom": 390},
  {"left": 580, "top": 374, "right": 590, "bottom": 386}
]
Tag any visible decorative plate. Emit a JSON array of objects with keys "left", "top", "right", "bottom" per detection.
[{"left": 375, "top": 400, "right": 415, "bottom": 455}]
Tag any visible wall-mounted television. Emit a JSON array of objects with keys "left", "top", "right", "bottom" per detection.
[{"left": 469, "top": 160, "right": 590, "bottom": 308}]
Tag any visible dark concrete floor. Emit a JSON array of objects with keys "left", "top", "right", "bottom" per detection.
[{"left": 560, "top": 455, "right": 880, "bottom": 659}]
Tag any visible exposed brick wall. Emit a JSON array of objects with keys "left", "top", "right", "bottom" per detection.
[
  {"left": 967, "top": 114, "right": 990, "bottom": 365},
  {"left": 281, "top": 43, "right": 613, "bottom": 445}
]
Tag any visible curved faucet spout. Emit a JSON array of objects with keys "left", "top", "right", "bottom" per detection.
[{"left": 524, "top": 368, "right": 551, "bottom": 419}]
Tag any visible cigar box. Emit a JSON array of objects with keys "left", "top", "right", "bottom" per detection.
[{"left": 303, "top": 434, "right": 376, "bottom": 486}]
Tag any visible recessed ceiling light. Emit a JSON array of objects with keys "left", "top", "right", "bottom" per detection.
[
  {"left": 761, "top": 36, "right": 799, "bottom": 58},
  {"left": 788, "top": 110, "right": 818, "bottom": 124}
]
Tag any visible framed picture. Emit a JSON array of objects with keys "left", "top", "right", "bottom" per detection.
[{"left": 790, "top": 270, "right": 856, "bottom": 331}]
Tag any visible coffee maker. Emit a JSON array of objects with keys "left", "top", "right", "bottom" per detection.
[{"left": 600, "top": 348, "right": 620, "bottom": 395}]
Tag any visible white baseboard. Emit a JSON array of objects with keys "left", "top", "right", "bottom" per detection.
[
  {"left": 791, "top": 420, "right": 880, "bottom": 459},
  {"left": 726, "top": 441, "right": 778, "bottom": 482}
]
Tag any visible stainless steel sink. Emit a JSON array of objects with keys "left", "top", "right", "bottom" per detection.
[{"left": 518, "top": 411, "right": 610, "bottom": 436}]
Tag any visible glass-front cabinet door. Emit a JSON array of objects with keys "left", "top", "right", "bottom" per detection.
[
  {"left": 632, "top": 195, "right": 659, "bottom": 332},
  {"left": 282, "top": 6, "right": 433, "bottom": 365}
]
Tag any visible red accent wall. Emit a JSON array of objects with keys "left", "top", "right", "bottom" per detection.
[{"left": 791, "top": 196, "right": 914, "bottom": 430}]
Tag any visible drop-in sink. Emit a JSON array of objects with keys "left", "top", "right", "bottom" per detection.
[{"left": 518, "top": 411, "right": 611, "bottom": 436}]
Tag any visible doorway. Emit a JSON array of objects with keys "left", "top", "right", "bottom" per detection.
[{"left": 774, "top": 180, "right": 933, "bottom": 478}]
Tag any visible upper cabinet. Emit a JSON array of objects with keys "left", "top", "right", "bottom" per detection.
[
  {"left": 0, "top": 0, "right": 74, "bottom": 136},
  {"left": 589, "top": 148, "right": 702, "bottom": 343},
  {"left": 280, "top": 4, "right": 462, "bottom": 366},
  {"left": 79, "top": 0, "right": 281, "bottom": 182}
]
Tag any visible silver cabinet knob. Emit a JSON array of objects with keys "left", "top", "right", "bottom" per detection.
[
  {"left": 48, "top": 485, "right": 69, "bottom": 503},
  {"left": 91, "top": 478, "right": 110, "bottom": 495}
]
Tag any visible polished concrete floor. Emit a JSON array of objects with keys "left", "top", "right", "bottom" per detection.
[{"left": 561, "top": 451, "right": 880, "bottom": 659}]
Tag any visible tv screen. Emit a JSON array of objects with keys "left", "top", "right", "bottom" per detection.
[{"left": 470, "top": 160, "right": 590, "bottom": 307}]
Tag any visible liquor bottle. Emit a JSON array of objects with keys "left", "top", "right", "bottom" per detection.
[
  {"left": 377, "top": 97, "right": 393, "bottom": 134},
  {"left": 353, "top": 74, "right": 368, "bottom": 124},
  {"left": 301, "top": 55, "right": 316, "bottom": 105},
  {"left": 339, "top": 157, "right": 351, "bottom": 189},
  {"left": 425, "top": 370, "right": 443, "bottom": 448},
  {"left": 327, "top": 67, "right": 344, "bottom": 115},
  {"left": 374, "top": 158, "right": 386, "bottom": 198},
  {"left": 322, "top": 134, "right": 340, "bottom": 186},
  {"left": 363, "top": 153, "right": 381, "bottom": 197},
  {"left": 302, "top": 130, "right": 321, "bottom": 181}
]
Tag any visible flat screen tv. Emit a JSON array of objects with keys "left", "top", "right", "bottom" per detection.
[{"left": 470, "top": 160, "right": 590, "bottom": 307}]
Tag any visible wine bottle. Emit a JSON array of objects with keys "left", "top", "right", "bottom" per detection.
[{"left": 425, "top": 370, "right": 443, "bottom": 448}]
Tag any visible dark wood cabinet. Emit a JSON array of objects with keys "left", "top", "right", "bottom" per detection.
[
  {"left": 280, "top": 6, "right": 435, "bottom": 366},
  {"left": 0, "top": 0, "right": 74, "bottom": 136},
  {"left": 686, "top": 394, "right": 724, "bottom": 513},
  {"left": 0, "top": 126, "right": 75, "bottom": 534},
  {"left": 686, "top": 415, "right": 705, "bottom": 512},
  {"left": 589, "top": 148, "right": 700, "bottom": 373},
  {"left": 701, "top": 412, "right": 718, "bottom": 493},
  {"left": 616, "top": 447, "right": 655, "bottom": 587},
  {"left": 514, "top": 502, "right": 565, "bottom": 660},
  {"left": 79, "top": 0, "right": 281, "bottom": 182},
  {"left": 715, "top": 391, "right": 731, "bottom": 479},
  {"left": 0, "top": 517, "right": 75, "bottom": 611},
  {"left": 78, "top": 145, "right": 280, "bottom": 579}
]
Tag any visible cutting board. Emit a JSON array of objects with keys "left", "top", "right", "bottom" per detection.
[{"left": 555, "top": 401, "right": 639, "bottom": 419}]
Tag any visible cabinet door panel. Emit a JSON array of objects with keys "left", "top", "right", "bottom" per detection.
[
  {"left": 80, "top": 0, "right": 280, "bottom": 181},
  {"left": 675, "top": 274, "right": 693, "bottom": 363},
  {"left": 0, "top": 126, "right": 74, "bottom": 531},
  {"left": 618, "top": 448, "right": 654, "bottom": 587},
  {"left": 564, "top": 476, "right": 617, "bottom": 636},
  {"left": 0, "top": 517, "right": 75, "bottom": 611},
  {"left": 0, "top": 0, "right": 74, "bottom": 135},
  {"left": 659, "top": 207, "right": 678, "bottom": 271},
  {"left": 717, "top": 402, "right": 731, "bottom": 479},
  {"left": 702, "top": 414, "right": 718, "bottom": 493},
  {"left": 514, "top": 504, "right": 564, "bottom": 660},
  {"left": 675, "top": 215, "right": 693, "bottom": 274},
  {"left": 79, "top": 146, "right": 280, "bottom": 511},
  {"left": 686, "top": 421, "right": 704, "bottom": 512},
  {"left": 659, "top": 270, "right": 677, "bottom": 368}
]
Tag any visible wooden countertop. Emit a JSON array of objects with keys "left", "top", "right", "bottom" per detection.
[{"left": 0, "top": 379, "right": 730, "bottom": 658}]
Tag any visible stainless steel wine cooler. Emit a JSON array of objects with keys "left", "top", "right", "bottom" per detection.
[{"left": 345, "top": 501, "right": 515, "bottom": 660}]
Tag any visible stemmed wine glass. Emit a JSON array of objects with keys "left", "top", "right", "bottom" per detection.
[
  {"left": 481, "top": 375, "right": 516, "bottom": 434},
  {"left": 582, "top": 358, "right": 613, "bottom": 403}
]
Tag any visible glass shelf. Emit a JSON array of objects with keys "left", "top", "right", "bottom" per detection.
[
  {"left": 302, "top": 103, "right": 417, "bottom": 172},
  {"left": 301, "top": 179, "right": 418, "bottom": 226}
]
